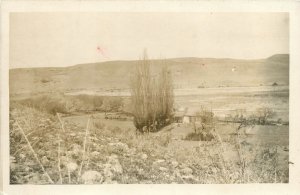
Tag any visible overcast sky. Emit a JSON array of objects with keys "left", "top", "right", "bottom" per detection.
[{"left": 10, "top": 12, "right": 289, "bottom": 69}]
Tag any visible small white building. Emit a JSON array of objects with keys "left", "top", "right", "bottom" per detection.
[
  {"left": 183, "top": 115, "right": 190, "bottom": 124},
  {"left": 174, "top": 107, "right": 199, "bottom": 124}
]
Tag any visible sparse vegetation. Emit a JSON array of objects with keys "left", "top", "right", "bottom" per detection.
[
  {"left": 256, "top": 107, "right": 275, "bottom": 125},
  {"left": 16, "top": 94, "right": 125, "bottom": 115},
  {"left": 224, "top": 107, "right": 281, "bottom": 126},
  {"left": 185, "top": 107, "right": 215, "bottom": 141},
  {"left": 10, "top": 105, "right": 288, "bottom": 184},
  {"left": 17, "top": 95, "right": 68, "bottom": 115}
]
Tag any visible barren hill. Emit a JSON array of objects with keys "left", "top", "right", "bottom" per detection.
[{"left": 10, "top": 54, "right": 289, "bottom": 95}]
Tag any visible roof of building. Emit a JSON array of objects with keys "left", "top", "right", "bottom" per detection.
[
  {"left": 174, "top": 111, "right": 185, "bottom": 117},
  {"left": 184, "top": 108, "right": 198, "bottom": 117}
]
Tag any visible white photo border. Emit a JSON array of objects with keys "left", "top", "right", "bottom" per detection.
[{"left": 1, "top": 1, "right": 300, "bottom": 195}]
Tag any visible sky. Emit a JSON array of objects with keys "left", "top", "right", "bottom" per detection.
[{"left": 10, "top": 12, "right": 289, "bottom": 68}]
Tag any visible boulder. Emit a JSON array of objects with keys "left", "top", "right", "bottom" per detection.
[
  {"left": 81, "top": 171, "right": 103, "bottom": 184},
  {"left": 140, "top": 153, "right": 148, "bottom": 160},
  {"left": 159, "top": 167, "right": 168, "bottom": 172},
  {"left": 171, "top": 161, "right": 179, "bottom": 168},
  {"left": 103, "top": 155, "right": 123, "bottom": 181},
  {"left": 181, "top": 167, "right": 193, "bottom": 175}
]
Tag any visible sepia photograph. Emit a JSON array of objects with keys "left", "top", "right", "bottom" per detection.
[{"left": 7, "top": 11, "right": 291, "bottom": 185}]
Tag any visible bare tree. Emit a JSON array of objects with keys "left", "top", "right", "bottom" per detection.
[
  {"left": 256, "top": 107, "right": 275, "bottom": 125},
  {"left": 130, "top": 51, "right": 173, "bottom": 133},
  {"left": 130, "top": 50, "right": 152, "bottom": 133},
  {"left": 156, "top": 64, "right": 174, "bottom": 128}
]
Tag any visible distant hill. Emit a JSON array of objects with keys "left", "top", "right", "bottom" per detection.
[
  {"left": 9, "top": 54, "right": 289, "bottom": 95},
  {"left": 267, "top": 54, "right": 289, "bottom": 63}
]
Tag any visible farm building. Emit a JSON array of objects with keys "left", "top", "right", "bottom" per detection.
[
  {"left": 183, "top": 109, "right": 199, "bottom": 124},
  {"left": 174, "top": 108, "right": 201, "bottom": 124},
  {"left": 174, "top": 111, "right": 185, "bottom": 123}
]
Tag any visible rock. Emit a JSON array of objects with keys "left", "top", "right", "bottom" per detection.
[
  {"left": 108, "top": 142, "right": 129, "bottom": 152},
  {"left": 25, "top": 166, "right": 31, "bottom": 172},
  {"left": 159, "top": 167, "right": 168, "bottom": 172},
  {"left": 181, "top": 174, "right": 194, "bottom": 180},
  {"left": 241, "top": 140, "right": 251, "bottom": 146},
  {"left": 181, "top": 167, "right": 193, "bottom": 175},
  {"left": 91, "top": 151, "right": 100, "bottom": 158},
  {"left": 81, "top": 171, "right": 103, "bottom": 184},
  {"left": 153, "top": 159, "right": 165, "bottom": 165},
  {"left": 169, "top": 175, "right": 176, "bottom": 181},
  {"left": 41, "top": 156, "right": 49, "bottom": 165},
  {"left": 103, "top": 155, "right": 123, "bottom": 180},
  {"left": 103, "top": 180, "right": 118, "bottom": 184},
  {"left": 140, "top": 153, "right": 148, "bottom": 160},
  {"left": 108, "top": 155, "right": 123, "bottom": 174},
  {"left": 19, "top": 153, "right": 26, "bottom": 160},
  {"left": 128, "top": 148, "right": 136, "bottom": 155},
  {"left": 171, "top": 161, "right": 179, "bottom": 168},
  {"left": 137, "top": 168, "right": 144, "bottom": 175},
  {"left": 211, "top": 167, "right": 218, "bottom": 174},
  {"left": 10, "top": 156, "right": 16, "bottom": 163},
  {"left": 174, "top": 170, "right": 181, "bottom": 178},
  {"left": 71, "top": 144, "right": 82, "bottom": 153},
  {"left": 103, "top": 164, "right": 114, "bottom": 179},
  {"left": 60, "top": 156, "right": 68, "bottom": 164},
  {"left": 67, "top": 162, "right": 78, "bottom": 172},
  {"left": 141, "top": 180, "right": 153, "bottom": 184}
]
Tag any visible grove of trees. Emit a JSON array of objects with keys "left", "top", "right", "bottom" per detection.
[{"left": 130, "top": 51, "right": 174, "bottom": 133}]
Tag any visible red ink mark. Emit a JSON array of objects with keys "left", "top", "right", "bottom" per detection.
[{"left": 96, "top": 46, "right": 109, "bottom": 59}]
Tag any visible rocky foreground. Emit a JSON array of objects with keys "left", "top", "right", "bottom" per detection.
[{"left": 9, "top": 106, "right": 288, "bottom": 184}]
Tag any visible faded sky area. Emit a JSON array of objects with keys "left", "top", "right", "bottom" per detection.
[{"left": 10, "top": 12, "right": 289, "bottom": 68}]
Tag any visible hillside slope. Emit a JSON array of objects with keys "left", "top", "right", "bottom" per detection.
[{"left": 10, "top": 54, "right": 289, "bottom": 95}]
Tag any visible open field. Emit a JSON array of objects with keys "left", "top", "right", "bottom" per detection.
[
  {"left": 9, "top": 88, "right": 289, "bottom": 184},
  {"left": 64, "top": 85, "right": 289, "bottom": 122},
  {"left": 175, "top": 86, "right": 289, "bottom": 122}
]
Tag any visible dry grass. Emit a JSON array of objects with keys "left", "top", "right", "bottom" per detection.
[{"left": 10, "top": 104, "right": 288, "bottom": 184}]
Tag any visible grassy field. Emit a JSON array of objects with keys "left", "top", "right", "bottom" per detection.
[{"left": 175, "top": 86, "right": 289, "bottom": 122}]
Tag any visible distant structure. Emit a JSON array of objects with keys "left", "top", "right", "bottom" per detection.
[
  {"left": 174, "top": 111, "right": 184, "bottom": 123},
  {"left": 232, "top": 66, "right": 236, "bottom": 72},
  {"left": 173, "top": 107, "right": 200, "bottom": 124},
  {"left": 272, "top": 82, "right": 278, "bottom": 86}
]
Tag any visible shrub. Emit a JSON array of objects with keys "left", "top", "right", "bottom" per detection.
[
  {"left": 195, "top": 107, "right": 215, "bottom": 133},
  {"left": 93, "top": 121, "right": 106, "bottom": 130},
  {"left": 41, "top": 79, "right": 51, "bottom": 83},
  {"left": 184, "top": 132, "right": 214, "bottom": 141},
  {"left": 101, "top": 97, "right": 124, "bottom": 113},
  {"left": 72, "top": 95, "right": 104, "bottom": 111},
  {"left": 185, "top": 107, "right": 216, "bottom": 141},
  {"left": 156, "top": 133, "right": 171, "bottom": 147},
  {"left": 18, "top": 95, "right": 68, "bottom": 115},
  {"left": 255, "top": 107, "right": 275, "bottom": 125}
]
